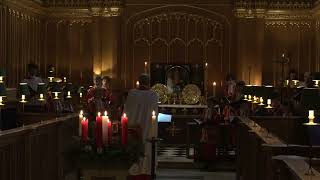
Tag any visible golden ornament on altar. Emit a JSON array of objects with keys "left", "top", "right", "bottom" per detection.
[
  {"left": 151, "top": 83, "right": 169, "bottom": 103},
  {"left": 182, "top": 84, "right": 201, "bottom": 105}
]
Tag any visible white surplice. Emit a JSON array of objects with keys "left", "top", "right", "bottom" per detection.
[{"left": 124, "top": 89, "right": 159, "bottom": 175}]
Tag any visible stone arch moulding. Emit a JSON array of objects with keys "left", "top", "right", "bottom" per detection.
[{"left": 124, "top": 5, "right": 231, "bottom": 88}]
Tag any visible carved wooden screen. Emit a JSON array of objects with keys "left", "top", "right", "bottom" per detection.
[{"left": 124, "top": 7, "right": 230, "bottom": 88}]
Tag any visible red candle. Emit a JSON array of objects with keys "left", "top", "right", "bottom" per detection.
[
  {"left": 108, "top": 118, "right": 112, "bottom": 145},
  {"left": 121, "top": 113, "right": 128, "bottom": 146},
  {"left": 81, "top": 117, "right": 88, "bottom": 143},
  {"left": 96, "top": 112, "right": 103, "bottom": 149}
]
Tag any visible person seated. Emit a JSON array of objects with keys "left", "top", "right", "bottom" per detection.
[
  {"left": 86, "top": 76, "right": 110, "bottom": 114},
  {"left": 22, "top": 63, "right": 44, "bottom": 96},
  {"left": 124, "top": 74, "right": 158, "bottom": 179}
]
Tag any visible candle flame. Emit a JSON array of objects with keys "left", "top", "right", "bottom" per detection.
[
  {"left": 213, "top": 82, "right": 216, "bottom": 86},
  {"left": 144, "top": 61, "right": 147, "bottom": 66},
  {"left": 104, "top": 111, "right": 108, "bottom": 116},
  {"left": 80, "top": 110, "right": 83, "bottom": 116},
  {"left": 152, "top": 111, "right": 156, "bottom": 116},
  {"left": 205, "top": 62, "right": 208, "bottom": 67},
  {"left": 98, "top": 112, "right": 101, "bottom": 117},
  {"left": 123, "top": 113, "right": 127, "bottom": 118}
]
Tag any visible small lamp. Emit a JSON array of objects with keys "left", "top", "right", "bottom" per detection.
[
  {"left": 51, "top": 82, "right": 61, "bottom": 100},
  {"left": 78, "top": 86, "right": 84, "bottom": 98},
  {"left": 253, "top": 96, "right": 258, "bottom": 104},
  {"left": 64, "top": 83, "right": 73, "bottom": 99},
  {"left": 48, "top": 76, "right": 54, "bottom": 83},
  {"left": 292, "top": 80, "right": 299, "bottom": 86},
  {"left": 0, "top": 84, "right": 7, "bottom": 106},
  {"left": 259, "top": 97, "right": 264, "bottom": 106},
  {"left": 313, "top": 72, "right": 320, "bottom": 88},
  {"left": 19, "top": 83, "right": 30, "bottom": 103},
  {"left": 37, "top": 83, "right": 47, "bottom": 101},
  {"left": 0, "top": 68, "right": 6, "bottom": 83},
  {"left": 265, "top": 99, "right": 273, "bottom": 109}
]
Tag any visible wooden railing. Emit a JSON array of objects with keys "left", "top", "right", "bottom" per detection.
[{"left": 0, "top": 113, "right": 78, "bottom": 180}]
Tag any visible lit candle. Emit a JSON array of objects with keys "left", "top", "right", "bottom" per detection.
[
  {"left": 81, "top": 117, "right": 88, "bottom": 143},
  {"left": 314, "top": 80, "right": 320, "bottom": 87},
  {"left": 244, "top": 95, "right": 248, "bottom": 101},
  {"left": 96, "top": 112, "right": 103, "bottom": 149},
  {"left": 308, "top": 110, "right": 315, "bottom": 123},
  {"left": 266, "top": 99, "right": 272, "bottom": 108},
  {"left": 0, "top": 96, "right": 4, "bottom": 106},
  {"left": 205, "top": 62, "right": 208, "bottom": 67},
  {"left": 248, "top": 95, "right": 252, "bottom": 102},
  {"left": 53, "top": 92, "right": 59, "bottom": 100},
  {"left": 48, "top": 77, "right": 54, "bottom": 82},
  {"left": 63, "top": 77, "right": 67, "bottom": 83},
  {"left": 136, "top": 81, "right": 140, "bottom": 88},
  {"left": 79, "top": 92, "right": 83, "bottom": 98},
  {"left": 293, "top": 80, "right": 299, "bottom": 86},
  {"left": 102, "top": 111, "right": 109, "bottom": 146},
  {"left": 66, "top": 91, "right": 72, "bottom": 98},
  {"left": 79, "top": 110, "right": 83, "bottom": 136},
  {"left": 253, "top": 96, "right": 258, "bottom": 103},
  {"left": 0, "top": 76, "right": 3, "bottom": 83},
  {"left": 121, "top": 113, "right": 128, "bottom": 146},
  {"left": 20, "top": 95, "right": 27, "bottom": 103},
  {"left": 151, "top": 111, "right": 157, "bottom": 137},
  {"left": 259, "top": 97, "right": 264, "bottom": 106},
  {"left": 212, "top": 82, "right": 216, "bottom": 97}
]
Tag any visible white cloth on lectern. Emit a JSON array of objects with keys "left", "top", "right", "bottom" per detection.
[{"left": 124, "top": 89, "right": 159, "bottom": 175}]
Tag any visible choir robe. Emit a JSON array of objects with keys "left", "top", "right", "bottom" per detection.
[{"left": 124, "top": 88, "right": 159, "bottom": 176}]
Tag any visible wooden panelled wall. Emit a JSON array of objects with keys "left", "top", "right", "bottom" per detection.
[
  {"left": 0, "top": 3, "right": 44, "bottom": 87},
  {"left": 0, "top": 1, "right": 94, "bottom": 88},
  {"left": 45, "top": 21, "right": 93, "bottom": 86},
  {"left": 123, "top": 5, "right": 233, "bottom": 89}
]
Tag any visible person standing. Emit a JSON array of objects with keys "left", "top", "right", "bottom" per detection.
[{"left": 124, "top": 74, "right": 159, "bottom": 180}]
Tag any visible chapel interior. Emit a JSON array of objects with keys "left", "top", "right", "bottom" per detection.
[{"left": 1, "top": 0, "right": 320, "bottom": 180}]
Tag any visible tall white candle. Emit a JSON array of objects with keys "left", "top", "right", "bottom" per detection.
[
  {"left": 212, "top": 82, "right": 216, "bottom": 97},
  {"left": 79, "top": 110, "right": 83, "bottom": 136},
  {"left": 102, "top": 111, "right": 109, "bottom": 145},
  {"left": 151, "top": 111, "right": 157, "bottom": 137},
  {"left": 309, "top": 110, "right": 315, "bottom": 120}
]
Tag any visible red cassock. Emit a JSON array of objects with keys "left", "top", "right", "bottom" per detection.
[{"left": 86, "top": 87, "right": 111, "bottom": 113}]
